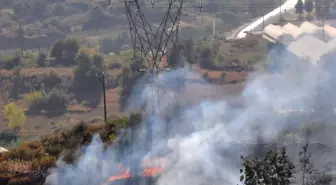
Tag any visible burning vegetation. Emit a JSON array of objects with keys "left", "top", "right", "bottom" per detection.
[{"left": 105, "top": 158, "right": 166, "bottom": 184}]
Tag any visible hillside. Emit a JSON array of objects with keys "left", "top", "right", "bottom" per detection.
[{"left": 0, "top": 0, "right": 277, "bottom": 52}]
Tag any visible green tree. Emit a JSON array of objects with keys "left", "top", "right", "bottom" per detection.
[
  {"left": 304, "top": 0, "right": 314, "bottom": 16},
  {"left": 240, "top": 147, "right": 295, "bottom": 185},
  {"left": 50, "top": 38, "right": 80, "bottom": 66},
  {"left": 3, "top": 103, "right": 26, "bottom": 132},
  {"left": 72, "top": 50, "right": 104, "bottom": 107},
  {"left": 118, "top": 57, "right": 145, "bottom": 112},
  {"left": 295, "top": 0, "right": 304, "bottom": 16}
]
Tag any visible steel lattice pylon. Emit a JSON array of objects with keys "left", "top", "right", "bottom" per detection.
[
  {"left": 124, "top": 0, "right": 184, "bottom": 72},
  {"left": 123, "top": 3, "right": 183, "bottom": 184}
]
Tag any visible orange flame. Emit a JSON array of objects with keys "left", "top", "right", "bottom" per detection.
[
  {"left": 107, "top": 169, "right": 131, "bottom": 182},
  {"left": 106, "top": 159, "right": 166, "bottom": 183}
]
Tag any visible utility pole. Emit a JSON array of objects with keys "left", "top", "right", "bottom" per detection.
[
  {"left": 96, "top": 71, "right": 107, "bottom": 122},
  {"left": 262, "top": 11, "right": 265, "bottom": 30},
  {"left": 322, "top": 5, "right": 326, "bottom": 42},
  {"left": 279, "top": 0, "right": 282, "bottom": 24},
  {"left": 19, "top": 20, "right": 23, "bottom": 57},
  {"left": 198, "top": 0, "right": 203, "bottom": 25}
]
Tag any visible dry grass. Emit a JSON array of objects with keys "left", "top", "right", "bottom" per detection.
[{"left": 0, "top": 67, "right": 122, "bottom": 79}]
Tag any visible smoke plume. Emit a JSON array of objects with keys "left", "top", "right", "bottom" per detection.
[{"left": 46, "top": 56, "right": 336, "bottom": 185}]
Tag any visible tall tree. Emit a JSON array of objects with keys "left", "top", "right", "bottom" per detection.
[
  {"left": 295, "top": 0, "right": 304, "bottom": 16},
  {"left": 304, "top": 0, "right": 314, "bottom": 16}
]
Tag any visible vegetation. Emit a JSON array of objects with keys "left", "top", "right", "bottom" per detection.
[
  {"left": 3, "top": 103, "right": 26, "bottom": 132},
  {"left": 240, "top": 147, "right": 295, "bottom": 185},
  {"left": 240, "top": 142, "right": 333, "bottom": 185},
  {"left": 295, "top": 0, "right": 304, "bottom": 16},
  {"left": 50, "top": 38, "right": 80, "bottom": 66},
  {"left": 304, "top": 0, "right": 314, "bottom": 16},
  {"left": 0, "top": 114, "right": 141, "bottom": 185}
]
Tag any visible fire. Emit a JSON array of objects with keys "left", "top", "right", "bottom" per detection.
[
  {"left": 143, "top": 158, "right": 166, "bottom": 177},
  {"left": 106, "top": 158, "right": 166, "bottom": 183}
]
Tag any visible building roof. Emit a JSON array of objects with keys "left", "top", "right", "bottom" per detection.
[
  {"left": 263, "top": 22, "right": 336, "bottom": 44},
  {"left": 263, "top": 22, "right": 336, "bottom": 64},
  {"left": 282, "top": 23, "right": 303, "bottom": 39},
  {"left": 263, "top": 24, "right": 294, "bottom": 44},
  {"left": 300, "top": 21, "right": 319, "bottom": 34},
  {"left": 324, "top": 24, "right": 336, "bottom": 38},
  {"left": 287, "top": 35, "right": 327, "bottom": 64}
]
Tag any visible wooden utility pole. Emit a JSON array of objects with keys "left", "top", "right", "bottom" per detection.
[
  {"left": 262, "top": 11, "right": 265, "bottom": 30},
  {"left": 96, "top": 72, "right": 107, "bottom": 122},
  {"left": 279, "top": 0, "right": 282, "bottom": 23},
  {"left": 322, "top": 5, "right": 326, "bottom": 41},
  {"left": 19, "top": 21, "right": 23, "bottom": 57}
]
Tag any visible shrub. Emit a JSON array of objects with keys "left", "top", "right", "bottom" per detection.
[
  {"left": 2, "top": 142, "right": 44, "bottom": 161},
  {"left": 72, "top": 50, "right": 103, "bottom": 107},
  {"left": 3, "top": 103, "right": 26, "bottom": 131},
  {"left": 24, "top": 88, "right": 69, "bottom": 114},
  {"left": 2, "top": 54, "right": 21, "bottom": 70},
  {"left": 87, "top": 116, "right": 103, "bottom": 124},
  {"left": 0, "top": 132, "right": 18, "bottom": 146},
  {"left": 109, "top": 62, "right": 122, "bottom": 69},
  {"left": 31, "top": 156, "right": 56, "bottom": 171},
  {"left": 24, "top": 91, "right": 44, "bottom": 111},
  {"left": 203, "top": 72, "right": 209, "bottom": 80},
  {"left": 36, "top": 53, "right": 47, "bottom": 67},
  {"left": 50, "top": 38, "right": 80, "bottom": 66},
  {"left": 7, "top": 176, "right": 31, "bottom": 185},
  {"left": 42, "top": 70, "right": 62, "bottom": 91},
  {"left": 220, "top": 72, "right": 226, "bottom": 83},
  {"left": 43, "top": 88, "right": 69, "bottom": 113},
  {"left": 45, "top": 145, "right": 62, "bottom": 156}
]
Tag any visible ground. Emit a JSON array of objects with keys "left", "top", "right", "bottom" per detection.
[{"left": 0, "top": 65, "right": 248, "bottom": 141}]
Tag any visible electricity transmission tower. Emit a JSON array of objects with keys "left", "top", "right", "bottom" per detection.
[
  {"left": 123, "top": 1, "right": 183, "bottom": 184},
  {"left": 124, "top": 0, "right": 183, "bottom": 72}
]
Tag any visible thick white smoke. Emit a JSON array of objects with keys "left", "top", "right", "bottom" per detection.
[{"left": 46, "top": 55, "right": 335, "bottom": 185}]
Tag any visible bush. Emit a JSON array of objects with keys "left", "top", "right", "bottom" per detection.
[
  {"left": 36, "top": 53, "right": 47, "bottom": 67},
  {"left": 220, "top": 72, "right": 226, "bottom": 83},
  {"left": 2, "top": 142, "right": 44, "bottom": 161},
  {"left": 87, "top": 116, "right": 103, "bottom": 124},
  {"left": 43, "top": 88, "right": 69, "bottom": 113},
  {"left": 0, "top": 132, "right": 18, "bottom": 147},
  {"left": 109, "top": 62, "right": 122, "bottom": 69},
  {"left": 72, "top": 49, "right": 104, "bottom": 107},
  {"left": 2, "top": 54, "right": 21, "bottom": 70},
  {"left": 7, "top": 176, "right": 31, "bottom": 185},
  {"left": 3, "top": 103, "right": 26, "bottom": 131},
  {"left": 50, "top": 38, "right": 80, "bottom": 66},
  {"left": 42, "top": 70, "right": 62, "bottom": 91},
  {"left": 24, "top": 88, "right": 69, "bottom": 114},
  {"left": 24, "top": 91, "right": 45, "bottom": 112},
  {"left": 31, "top": 156, "right": 56, "bottom": 171}
]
